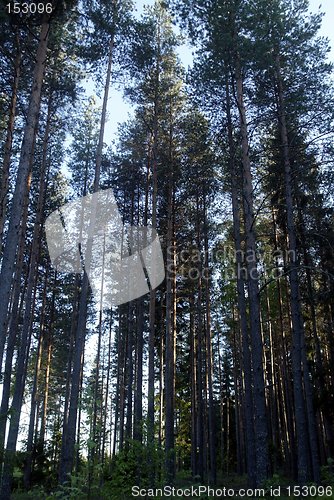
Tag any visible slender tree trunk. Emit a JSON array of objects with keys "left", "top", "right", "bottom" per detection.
[
  {"left": 148, "top": 26, "right": 161, "bottom": 468},
  {"left": 88, "top": 235, "right": 106, "bottom": 494},
  {"left": 148, "top": 123, "right": 158, "bottom": 453},
  {"left": 75, "top": 349, "right": 85, "bottom": 475},
  {"left": 125, "top": 301, "right": 134, "bottom": 445},
  {"left": 39, "top": 315, "right": 53, "bottom": 449},
  {"left": 165, "top": 178, "right": 175, "bottom": 482},
  {"left": 264, "top": 285, "right": 279, "bottom": 472},
  {"left": 118, "top": 307, "right": 127, "bottom": 452},
  {"left": 190, "top": 296, "right": 197, "bottom": 477},
  {"left": 134, "top": 161, "right": 149, "bottom": 444},
  {"left": 272, "top": 208, "right": 296, "bottom": 475},
  {"left": 134, "top": 295, "right": 144, "bottom": 443},
  {"left": 203, "top": 195, "right": 216, "bottom": 484},
  {"left": 101, "top": 310, "right": 113, "bottom": 462},
  {"left": 217, "top": 332, "right": 224, "bottom": 475},
  {"left": 125, "top": 193, "right": 135, "bottom": 447},
  {"left": 195, "top": 194, "right": 204, "bottom": 482}
]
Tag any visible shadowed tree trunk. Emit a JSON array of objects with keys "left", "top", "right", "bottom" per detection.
[
  {"left": 0, "top": 29, "right": 21, "bottom": 256},
  {"left": 226, "top": 76, "right": 256, "bottom": 487},
  {"left": 0, "top": 15, "right": 51, "bottom": 371},
  {"left": 235, "top": 61, "right": 269, "bottom": 486},
  {"left": 275, "top": 54, "right": 320, "bottom": 483}
]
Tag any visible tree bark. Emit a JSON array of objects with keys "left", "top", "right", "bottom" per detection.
[
  {"left": 226, "top": 76, "right": 256, "bottom": 487},
  {"left": 235, "top": 62, "right": 269, "bottom": 485},
  {"left": 0, "top": 30, "right": 21, "bottom": 256},
  {"left": 0, "top": 16, "right": 50, "bottom": 370},
  {"left": 165, "top": 177, "right": 175, "bottom": 482},
  {"left": 275, "top": 54, "right": 320, "bottom": 483}
]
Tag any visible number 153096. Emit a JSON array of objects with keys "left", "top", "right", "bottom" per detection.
[
  {"left": 6, "top": 2, "right": 53, "bottom": 14},
  {"left": 286, "top": 485, "right": 333, "bottom": 497}
]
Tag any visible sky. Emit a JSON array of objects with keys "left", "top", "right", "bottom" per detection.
[{"left": 96, "top": 0, "right": 334, "bottom": 147}]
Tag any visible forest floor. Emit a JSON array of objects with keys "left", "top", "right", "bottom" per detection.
[{"left": 10, "top": 471, "right": 334, "bottom": 500}]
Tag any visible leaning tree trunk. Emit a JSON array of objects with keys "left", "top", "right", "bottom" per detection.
[
  {"left": 0, "top": 30, "right": 21, "bottom": 256},
  {"left": 0, "top": 15, "right": 50, "bottom": 370},
  {"left": 0, "top": 175, "right": 30, "bottom": 463},
  {"left": 0, "top": 107, "right": 51, "bottom": 498}
]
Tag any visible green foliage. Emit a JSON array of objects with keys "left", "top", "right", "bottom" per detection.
[
  {"left": 44, "top": 471, "right": 89, "bottom": 499},
  {"left": 321, "top": 459, "right": 334, "bottom": 486},
  {"left": 102, "top": 440, "right": 165, "bottom": 498},
  {"left": 263, "top": 473, "right": 284, "bottom": 493}
]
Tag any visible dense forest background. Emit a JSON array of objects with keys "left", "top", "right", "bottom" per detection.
[{"left": 0, "top": 0, "right": 334, "bottom": 498}]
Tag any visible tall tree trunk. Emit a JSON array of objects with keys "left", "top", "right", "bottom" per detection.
[
  {"left": 0, "top": 175, "right": 30, "bottom": 461},
  {"left": 275, "top": 54, "right": 320, "bottom": 482},
  {"left": 59, "top": 35, "right": 114, "bottom": 484},
  {"left": 101, "top": 310, "right": 113, "bottom": 462},
  {"left": 147, "top": 118, "right": 158, "bottom": 455},
  {"left": 0, "top": 15, "right": 50, "bottom": 369},
  {"left": 226, "top": 76, "right": 256, "bottom": 487},
  {"left": 272, "top": 208, "right": 296, "bottom": 475},
  {"left": 39, "top": 311, "right": 53, "bottom": 449},
  {"left": 195, "top": 193, "right": 204, "bottom": 482},
  {"left": 125, "top": 302, "right": 134, "bottom": 445},
  {"left": 0, "top": 30, "right": 21, "bottom": 256},
  {"left": 203, "top": 195, "right": 216, "bottom": 484},
  {"left": 88, "top": 235, "right": 106, "bottom": 494},
  {"left": 0, "top": 90, "right": 52, "bottom": 496},
  {"left": 235, "top": 63, "right": 269, "bottom": 485},
  {"left": 22, "top": 101, "right": 54, "bottom": 487},
  {"left": 118, "top": 307, "right": 127, "bottom": 452},
  {"left": 134, "top": 159, "right": 149, "bottom": 444},
  {"left": 125, "top": 193, "right": 135, "bottom": 447},
  {"left": 0, "top": 250, "right": 44, "bottom": 499},
  {"left": 190, "top": 296, "right": 198, "bottom": 477},
  {"left": 165, "top": 178, "right": 175, "bottom": 482},
  {"left": 134, "top": 295, "right": 144, "bottom": 443}
]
